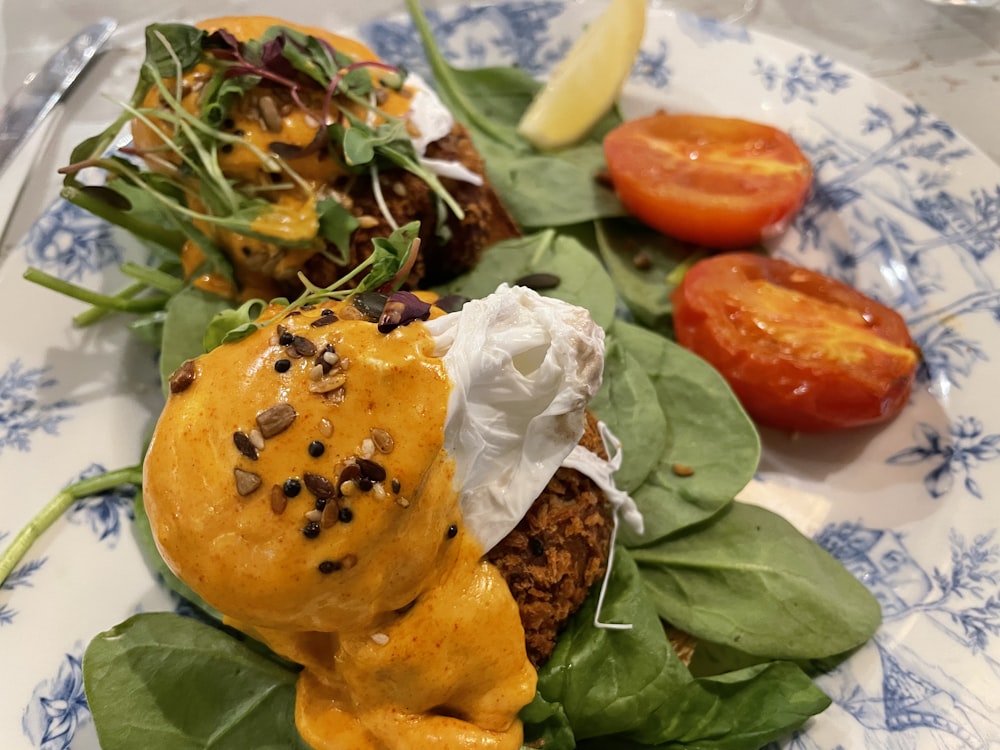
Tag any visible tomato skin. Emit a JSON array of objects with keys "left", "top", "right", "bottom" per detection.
[
  {"left": 671, "top": 253, "right": 919, "bottom": 432},
  {"left": 603, "top": 113, "right": 812, "bottom": 248}
]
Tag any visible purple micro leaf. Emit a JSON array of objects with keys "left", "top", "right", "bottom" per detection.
[{"left": 377, "top": 291, "right": 432, "bottom": 334}]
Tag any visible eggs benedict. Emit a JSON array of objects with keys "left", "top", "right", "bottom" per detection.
[
  {"left": 62, "top": 16, "right": 519, "bottom": 299},
  {"left": 143, "top": 285, "right": 637, "bottom": 749}
]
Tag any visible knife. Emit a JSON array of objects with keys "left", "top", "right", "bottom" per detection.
[{"left": 0, "top": 17, "right": 117, "bottom": 178}]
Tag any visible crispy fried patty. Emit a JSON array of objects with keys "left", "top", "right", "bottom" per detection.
[
  {"left": 297, "top": 122, "right": 519, "bottom": 292},
  {"left": 488, "top": 412, "right": 614, "bottom": 667}
]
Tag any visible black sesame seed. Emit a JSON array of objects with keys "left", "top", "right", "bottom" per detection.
[
  {"left": 391, "top": 478, "right": 401, "bottom": 494},
  {"left": 220, "top": 143, "right": 234, "bottom": 154},
  {"left": 318, "top": 560, "right": 341, "bottom": 574},
  {"left": 233, "top": 431, "right": 258, "bottom": 460},
  {"left": 446, "top": 524, "right": 458, "bottom": 539},
  {"left": 274, "top": 358, "right": 291, "bottom": 373},
  {"left": 338, "top": 507, "right": 354, "bottom": 523},
  {"left": 308, "top": 440, "right": 325, "bottom": 458},
  {"left": 358, "top": 478, "right": 373, "bottom": 492},
  {"left": 315, "top": 497, "right": 329, "bottom": 511},
  {"left": 279, "top": 331, "right": 294, "bottom": 346},
  {"left": 321, "top": 308, "right": 334, "bottom": 316},
  {"left": 529, "top": 537, "right": 545, "bottom": 556},
  {"left": 283, "top": 478, "right": 302, "bottom": 497},
  {"left": 302, "top": 521, "right": 321, "bottom": 539}
]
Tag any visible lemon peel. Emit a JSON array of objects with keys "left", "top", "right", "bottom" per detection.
[{"left": 517, "top": 0, "right": 646, "bottom": 150}]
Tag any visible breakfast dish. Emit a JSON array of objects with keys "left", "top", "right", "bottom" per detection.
[{"left": 3, "top": 2, "right": 1000, "bottom": 750}]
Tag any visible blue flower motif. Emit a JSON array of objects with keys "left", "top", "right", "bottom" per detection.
[
  {"left": 676, "top": 13, "right": 751, "bottom": 45},
  {"left": 632, "top": 39, "right": 671, "bottom": 88},
  {"left": 753, "top": 53, "right": 850, "bottom": 104},
  {"left": 22, "top": 651, "right": 90, "bottom": 749},
  {"left": 24, "top": 198, "right": 121, "bottom": 282},
  {"left": 887, "top": 417, "right": 1000, "bottom": 499},
  {"left": 67, "top": 463, "right": 137, "bottom": 545},
  {"left": 0, "top": 359, "right": 76, "bottom": 455}
]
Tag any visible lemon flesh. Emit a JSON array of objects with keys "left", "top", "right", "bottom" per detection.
[{"left": 517, "top": 0, "right": 646, "bottom": 150}]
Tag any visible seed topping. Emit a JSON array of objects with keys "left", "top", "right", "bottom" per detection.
[
  {"left": 234, "top": 468, "right": 262, "bottom": 496},
  {"left": 308, "top": 440, "right": 326, "bottom": 457},
  {"left": 168, "top": 359, "right": 197, "bottom": 394},
  {"left": 256, "top": 403, "right": 297, "bottom": 438},
  {"left": 233, "top": 431, "right": 258, "bottom": 460},
  {"left": 274, "top": 358, "right": 292, "bottom": 373},
  {"left": 357, "top": 458, "right": 387, "bottom": 483},
  {"left": 283, "top": 478, "right": 302, "bottom": 497},
  {"left": 270, "top": 485, "right": 287, "bottom": 515},
  {"left": 370, "top": 428, "right": 394, "bottom": 454},
  {"left": 447, "top": 524, "right": 458, "bottom": 539},
  {"left": 291, "top": 335, "right": 317, "bottom": 357},
  {"left": 302, "top": 521, "right": 321, "bottom": 539},
  {"left": 304, "top": 472, "right": 335, "bottom": 499}
]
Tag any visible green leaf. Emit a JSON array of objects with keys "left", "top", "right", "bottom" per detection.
[
  {"left": 158, "top": 287, "right": 234, "bottom": 393},
  {"left": 596, "top": 218, "right": 699, "bottom": 332},
  {"left": 358, "top": 220, "right": 421, "bottom": 293},
  {"left": 202, "top": 298, "right": 270, "bottom": 351},
  {"left": 84, "top": 613, "right": 309, "bottom": 750},
  {"left": 404, "top": 0, "right": 626, "bottom": 228},
  {"left": 316, "top": 198, "right": 360, "bottom": 262},
  {"left": 613, "top": 320, "right": 759, "bottom": 545},
  {"left": 536, "top": 548, "right": 693, "bottom": 740},
  {"left": 518, "top": 692, "right": 576, "bottom": 750},
  {"left": 632, "top": 502, "right": 882, "bottom": 659},
  {"left": 142, "top": 24, "right": 206, "bottom": 80},
  {"left": 576, "top": 663, "right": 830, "bottom": 750},
  {"left": 590, "top": 333, "right": 667, "bottom": 493},
  {"left": 435, "top": 230, "right": 617, "bottom": 331}
]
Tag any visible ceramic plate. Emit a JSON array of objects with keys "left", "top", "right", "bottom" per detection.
[{"left": 2, "top": 2, "right": 1000, "bottom": 748}]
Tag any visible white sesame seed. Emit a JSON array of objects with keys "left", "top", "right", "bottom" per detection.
[
  {"left": 249, "top": 429, "right": 265, "bottom": 450},
  {"left": 323, "top": 351, "right": 340, "bottom": 367},
  {"left": 360, "top": 439, "right": 375, "bottom": 459},
  {"left": 340, "top": 482, "right": 357, "bottom": 497},
  {"left": 396, "top": 496, "right": 410, "bottom": 508},
  {"left": 319, "top": 418, "right": 334, "bottom": 438},
  {"left": 371, "top": 633, "right": 389, "bottom": 645},
  {"left": 373, "top": 484, "right": 387, "bottom": 500},
  {"left": 305, "top": 509, "right": 322, "bottom": 522}
]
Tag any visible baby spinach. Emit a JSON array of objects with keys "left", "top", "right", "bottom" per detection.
[
  {"left": 612, "top": 320, "right": 759, "bottom": 545},
  {"left": 435, "top": 229, "right": 618, "bottom": 331},
  {"left": 632, "top": 502, "right": 882, "bottom": 660},
  {"left": 535, "top": 549, "right": 693, "bottom": 741},
  {"left": 590, "top": 334, "right": 667, "bottom": 493},
  {"left": 595, "top": 218, "right": 695, "bottom": 333},
  {"left": 403, "top": 0, "right": 626, "bottom": 228},
  {"left": 85, "top": 612, "right": 309, "bottom": 750}
]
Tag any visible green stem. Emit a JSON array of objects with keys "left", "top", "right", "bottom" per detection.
[
  {"left": 23, "top": 268, "right": 169, "bottom": 313},
  {"left": 73, "top": 281, "right": 147, "bottom": 326},
  {"left": 120, "top": 262, "right": 185, "bottom": 294},
  {"left": 60, "top": 185, "right": 186, "bottom": 251},
  {"left": 0, "top": 466, "right": 143, "bottom": 587}
]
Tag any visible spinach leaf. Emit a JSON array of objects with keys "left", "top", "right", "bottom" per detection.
[
  {"left": 519, "top": 692, "right": 576, "bottom": 750},
  {"left": 84, "top": 613, "right": 309, "bottom": 750},
  {"left": 158, "top": 287, "right": 233, "bottom": 392},
  {"left": 590, "top": 333, "right": 667, "bottom": 493},
  {"left": 535, "top": 548, "right": 692, "bottom": 741},
  {"left": 613, "top": 320, "right": 759, "bottom": 545},
  {"left": 142, "top": 24, "right": 206, "bottom": 80},
  {"left": 632, "top": 502, "right": 882, "bottom": 659},
  {"left": 202, "top": 298, "right": 271, "bottom": 350},
  {"left": 576, "top": 663, "right": 829, "bottom": 750},
  {"left": 596, "top": 218, "right": 699, "bottom": 333},
  {"left": 316, "top": 197, "right": 360, "bottom": 262},
  {"left": 404, "top": 0, "right": 626, "bottom": 228},
  {"left": 436, "top": 230, "right": 617, "bottom": 331}
]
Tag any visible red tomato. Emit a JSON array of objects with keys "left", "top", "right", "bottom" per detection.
[
  {"left": 603, "top": 113, "right": 813, "bottom": 249},
  {"left": 671, "top": 253, "right": 920, "bottom": 432}
]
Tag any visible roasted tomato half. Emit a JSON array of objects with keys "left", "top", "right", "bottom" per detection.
[
  {"left": 671, "top": 253, "right": 920, "bottom": 432},
  {"left": 603, "top": 113, "right": 812, "bottom": 248}
]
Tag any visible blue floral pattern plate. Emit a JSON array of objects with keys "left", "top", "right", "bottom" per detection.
[{"left": 2, "top": 2, "right": 1000, "bottom": 748}]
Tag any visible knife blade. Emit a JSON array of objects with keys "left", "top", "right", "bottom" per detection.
[{"left": 0, "top": 17, "right": 117, "bottom": 178}]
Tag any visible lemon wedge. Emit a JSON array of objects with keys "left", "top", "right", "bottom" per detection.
[{"left": 517, "top": 0, "right": 646, "bottom": 150}]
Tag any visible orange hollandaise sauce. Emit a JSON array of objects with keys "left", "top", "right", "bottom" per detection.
[
  {"left": 143, "top": 298, "right": 536, "bottom": 750},
  {"left": 131, "top": 15, "right": 417, "bottom": 299}
]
